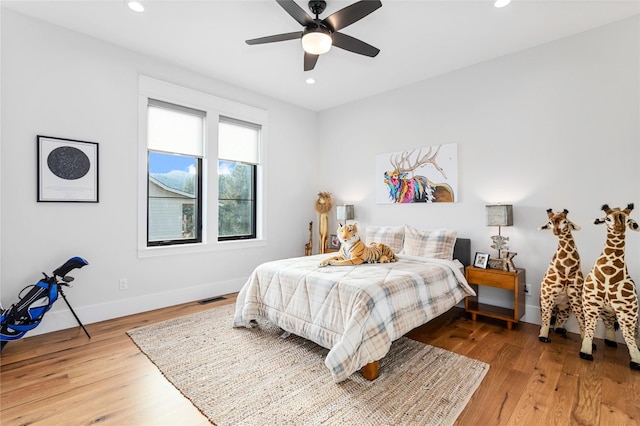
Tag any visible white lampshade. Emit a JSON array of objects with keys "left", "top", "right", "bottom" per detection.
[
  {"left": 336, "top": 205, "right": 355, "bottom": 222},
  {"left": 302, "top": 28, "right": 332, "bottom": 55},
  {"left": 486, "top": 205, "right": 513, "bottom": 227}
]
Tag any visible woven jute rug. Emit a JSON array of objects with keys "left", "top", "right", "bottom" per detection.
[{"left": 127, "top": 304, "right": 489, "bottom": 426}]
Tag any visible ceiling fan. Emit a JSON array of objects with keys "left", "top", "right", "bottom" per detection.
[{"left": 245, "top": 0, "right": 382, "bottom": 71}]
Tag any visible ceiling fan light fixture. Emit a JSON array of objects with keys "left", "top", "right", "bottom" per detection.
[
  {"left": 245, "top": 0, "right": 381, "bottom": 71},
  {"left": 301, "top": 28, "right": 332, "bottom": 55}
]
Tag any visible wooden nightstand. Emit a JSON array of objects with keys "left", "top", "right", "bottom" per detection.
[{"left": 465, "top": 266, "right": 526, "bottom": 329}]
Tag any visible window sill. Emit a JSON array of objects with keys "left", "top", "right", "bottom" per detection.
[{"left": 137, "top": 238, "right": 267, "bottom": 258}]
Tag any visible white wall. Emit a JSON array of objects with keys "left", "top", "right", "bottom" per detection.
[
  {"left": 1, "top": 9, "right": 319, "bottom": 335},
  {"left": 317, "top": 16, "right": 640, "bottom": 340},
  {"left": 2, "top": 9, "right": 639, "bottom": 341}
]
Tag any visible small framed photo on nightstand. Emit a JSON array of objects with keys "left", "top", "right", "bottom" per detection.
[
  {"left": 329, "top": 234, "right": 340, "bottom": 250},
  {"left": 473, "top": 252, "right": 490, "bottom": 269}
]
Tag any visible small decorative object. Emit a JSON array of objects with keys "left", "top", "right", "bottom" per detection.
[
  {"left": 486, "top": 204, "right": 513, "bottom": 258},
  {"left": 37, "top": 135, "right": 99, "bottom": 202},
  {"left": 304, "top": 222, "right": 313, "bottom": 256},
  {"left": 488, "top": 258, "right": 503, "bottom": 270},
  {"left": 336, "top": 204, "right": 355, "bottom": 226},
  {"left": 502, "top": 251, "right": 517, "bottom": 272},
  {"left": 473, "top": 252, "right": 489, "bottom": 269},
  {"left": 329, "top": 234, "right": 340, "bottom": 250},
  {"left": 487, "top": 252, "right": 516, "bottom": 271},
  {"left": 315, "top": 192, "right": 333, "bottom": 254}
]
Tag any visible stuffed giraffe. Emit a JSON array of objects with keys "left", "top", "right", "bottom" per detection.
[
  {"left": 539, "top": 209, "right": 619, "bottom": 345},
  {"left": 538, "top": 209, "right": 586, "bottom": 343},
  {"left": 579, "top": 204, "right": 640, "bottom": 370}
]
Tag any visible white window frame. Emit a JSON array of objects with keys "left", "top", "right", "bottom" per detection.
[{"left": 137, "top": 75, "right": 267, "bottom": 258}]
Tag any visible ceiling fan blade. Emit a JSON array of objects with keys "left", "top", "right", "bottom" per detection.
[
  {"left": 332, "top": 32, "right": 379, "bottom": 57},
  {"left": 246, "top": 31, "right": 303, "bottom": 45},
  {"left": 276, "top": 0, "right": 315, "bottom": 27},
  {"left": 322, "top": 0, "right": 382, "bottom": 32},
  {"left": 304, "top": 52, "right": 319, "bottom": 71}
]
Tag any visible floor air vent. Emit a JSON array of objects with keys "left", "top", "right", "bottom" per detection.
[{"left": 198, "top": 296, "right": 226, "bottom": 305}]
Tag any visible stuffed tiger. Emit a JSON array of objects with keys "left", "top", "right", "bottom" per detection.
[{"left": 319, "top": 223, "right": 397, "bottom": 266}]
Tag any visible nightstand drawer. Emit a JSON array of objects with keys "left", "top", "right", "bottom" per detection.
[
  {"left": 465, "top": 266, "right": 526, "bottom": 329},
  {"left": 466, "top": 268, "right": 517, "bottom": 290}
]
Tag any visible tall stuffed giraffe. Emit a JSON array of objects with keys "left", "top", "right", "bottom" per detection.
[
  {"left": 538, "top": 209, "right": 586, "bottom": 343},
  {"left": 538, "top": 209, "right": 619, "bottom": 345},
  {"left": 579, "top": 204, "right": 640, "bottom": 370}
]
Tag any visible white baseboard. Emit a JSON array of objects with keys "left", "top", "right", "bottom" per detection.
[
  {"left": 21, "top": 282, "right": 627, "bottom": 345},
  {"left": 23, "top": 277, "right": 246, "bottom": 338}
]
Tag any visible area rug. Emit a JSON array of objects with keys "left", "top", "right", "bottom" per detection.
[{"left": 127, "top": 304, "right": 489, "bottom": 425}]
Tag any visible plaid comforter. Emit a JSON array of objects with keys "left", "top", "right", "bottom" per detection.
[{"left": 233, "top": 254, "right": 475, "bottom": 382}]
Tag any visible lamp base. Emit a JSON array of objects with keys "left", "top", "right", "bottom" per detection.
[{"left": 490, "top": 235, "right": 509, "bottom": 253}]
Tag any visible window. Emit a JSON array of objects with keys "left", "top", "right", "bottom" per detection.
[
  {"left": 138, "top": 75, "right": 267, "bottom": 255},
  {"left": 218, "top": 117, "right": 260, "bottom": 240},
  {"left": 147, "top": 100, "right": 204, "bottom": 246}
]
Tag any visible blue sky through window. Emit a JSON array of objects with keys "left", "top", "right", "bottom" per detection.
[
  {"left": 219, "top": 160, "right": 235, "bottom": 175},
  {"left": 149, "top": 152, "right": 195, "bottom": 174},
  {"left": 149, "top": 152, "right": 238, "bottom": 176}
]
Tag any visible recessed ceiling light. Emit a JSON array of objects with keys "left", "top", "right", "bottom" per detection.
[
  {"left": 126, "top": 1, "right": 145, "bottom": 13},
  {"left": 305, "top": 78, "right": 316, "bottom": 85},
  {"left": 494, "top": 0, "right": 511, "bottom": 8}
]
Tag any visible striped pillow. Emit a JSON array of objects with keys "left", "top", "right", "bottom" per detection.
[
  {"left": 400, "top": 226, "right": 458, "bottom": 260},
  {"left": 365, "top": 226, "right": 404, "bottom": 254}
]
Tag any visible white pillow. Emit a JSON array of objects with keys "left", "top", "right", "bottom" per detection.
[
  {"left": 365, "top": 226, "right": 404, "bottom": 254},
  {"left": 400, "top": 225, "right": 458, "bottom": 260}
]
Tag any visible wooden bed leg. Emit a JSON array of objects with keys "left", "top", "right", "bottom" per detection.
[{"left": 362, "top": 361, "right": 379, "bottom": 381}]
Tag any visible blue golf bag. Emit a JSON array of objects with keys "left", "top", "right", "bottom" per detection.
[{"left": 1, "top": 256, "right": 89, "bottom": 350}]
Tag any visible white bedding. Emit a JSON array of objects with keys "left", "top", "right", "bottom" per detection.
[{"left": 233, "top": 253, "right": 475, "bottom": 382}]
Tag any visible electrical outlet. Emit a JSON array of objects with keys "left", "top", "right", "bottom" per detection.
[
  {"left": 119, "top": 278, "right": 128, "bottom": 290},
  {"left": 525, "top": 283, "right": 532, "bottom": 296}
]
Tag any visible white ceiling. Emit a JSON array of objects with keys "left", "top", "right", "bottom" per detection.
[{"left": 3, "top": 0, "right": 639, "bottom": 111}]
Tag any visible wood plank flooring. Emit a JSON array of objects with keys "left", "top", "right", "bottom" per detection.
[{"left": 2, "top": 294, "right": 639, "bottom": 425}]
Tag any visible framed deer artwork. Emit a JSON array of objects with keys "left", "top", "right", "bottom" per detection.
[{"left": 375, "top": 143, "right": 458, "bottom": 204}]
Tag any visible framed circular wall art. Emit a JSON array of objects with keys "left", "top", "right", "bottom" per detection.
[{"left": 37, "top": 135, "right": 99, "bottom": 202}]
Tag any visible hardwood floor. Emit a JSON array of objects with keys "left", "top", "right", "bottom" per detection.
[
  {"left": 407, "top": 310, "right": 640, "bottom": 426},
  {"left": 2, "top": 294, "right": 639, "bottom": 425}
]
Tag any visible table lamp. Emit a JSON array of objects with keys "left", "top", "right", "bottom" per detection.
[{"left": 486, "top": 204, "right": 513, "bottom": 258}]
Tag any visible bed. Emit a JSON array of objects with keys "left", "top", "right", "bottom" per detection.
[{"left": 233, "top": 225, "right": 475, "bottom": 383}]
